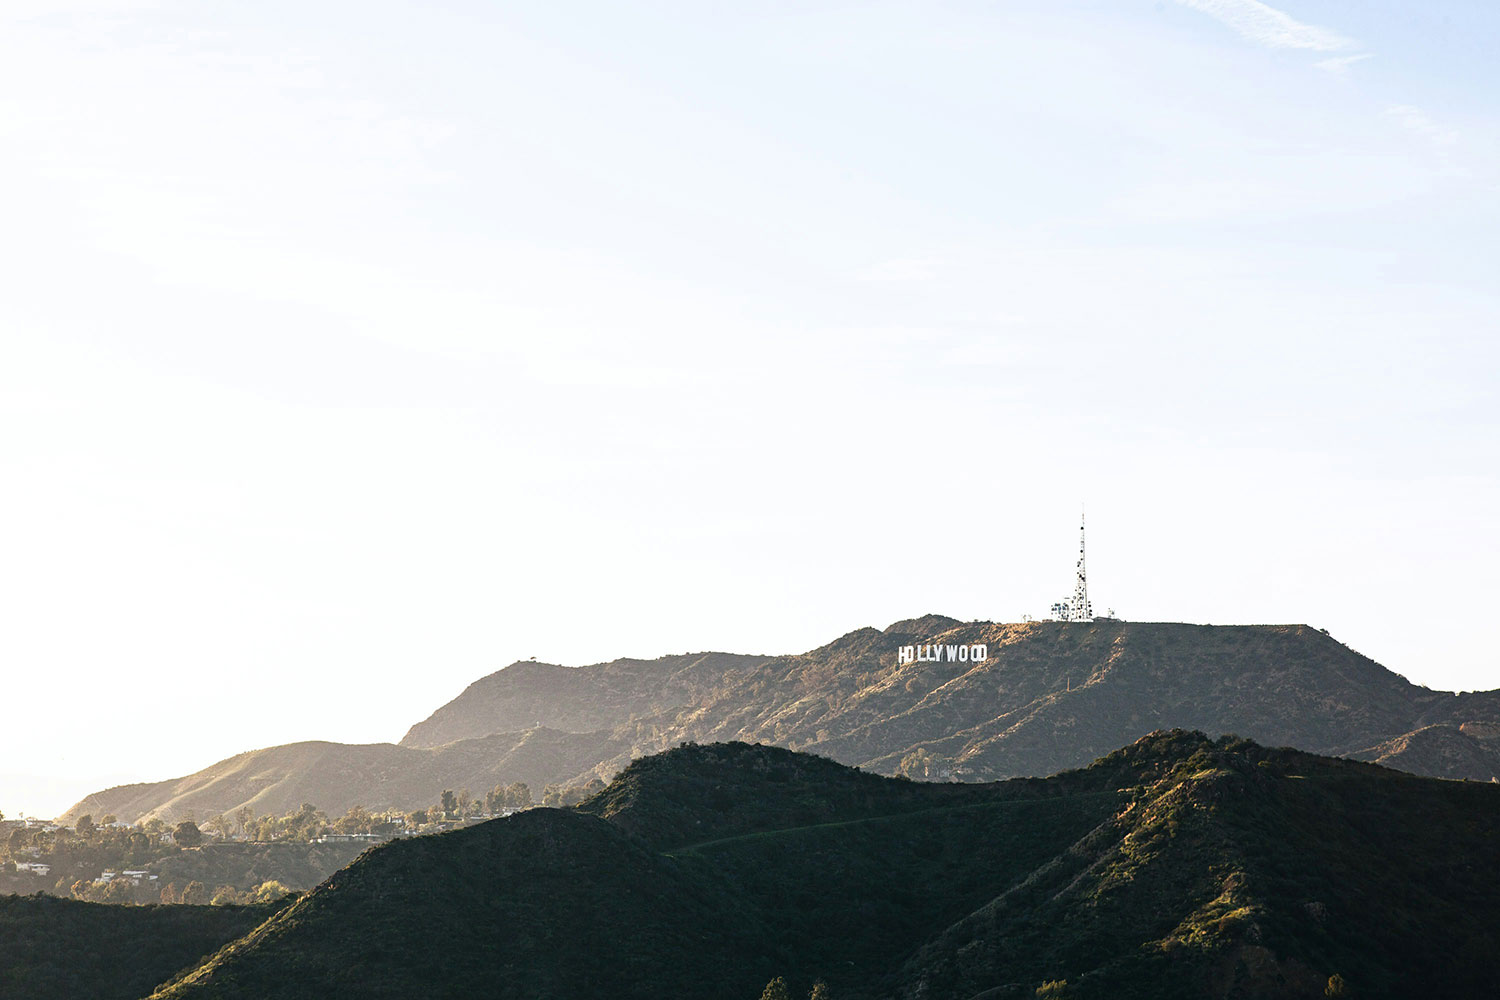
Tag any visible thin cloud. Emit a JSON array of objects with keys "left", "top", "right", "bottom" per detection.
[
  {"left": 1387, "top": 105, "right": 1459, "bottom": 147},
  {"left": 1173, "top": 0, "right": 1356, "bottom": 52},
  {"left": 1316, "top": 53, "right": 1374, "bottom": 77}
]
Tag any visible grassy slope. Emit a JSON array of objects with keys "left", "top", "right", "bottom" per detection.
[{"left": 0, "top": 895, "right": 283, "bottom": 1000}]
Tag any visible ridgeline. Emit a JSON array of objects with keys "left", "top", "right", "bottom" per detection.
[{"left": 65, "top": 620, "right": 1500, "bottom": 827}]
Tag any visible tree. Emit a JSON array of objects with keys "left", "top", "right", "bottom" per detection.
[
  {"left": 180, "top": 880, "right": 210, "bottom": 905},
  {"left": 235, "top": 806, "right": 254, "bottom": 837},
  {"left": 506, "top": 782, "right": 532, "bottom": 810},
  {"left": 760, "top": 977, "right": 791, "bottom": 1000},
  {"left": 1325, "top": 974, "right": 1349, "bottom": 998},
  {"left": 172, "top": 820, "right": 203, "bottom": 848},
  {"left": 1036, "top": 982, "right": 1069, "bottom": 999},
  {"left": 283, "top": 803, "right": 326, "bottom": 842},
  {"left": 408, "top": 809, "right": 429, "bottom": 827},
  {"left": 334, "top": 805, "right": 372, "bottom": 835},
  {"left": 253, "top": 879, "right": 293, "bottom": 902},
  {"left": 211, "top": 884, "right": 244, "bottom": 906},
  {"left": 457, "top": 789, "right": 472, "bottom": 814},
  {"left": 101, "top": 878, "right": 136, "bottom": 904},
  {"left": 440, "top": 789, "right": 458, "bottom": 820},
  {"left": 99, "top": 814, "right": 117, "bottom": 827},
  {"left": 75, "top": 814, "right": 95, "bottom": 838},
  {"left": 809, "top": 981, "right": 831, "bottom": 1000}
]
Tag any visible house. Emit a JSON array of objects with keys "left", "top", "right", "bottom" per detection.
[{"left": 14, "top": 862, "right": 50, "bottom": 876}]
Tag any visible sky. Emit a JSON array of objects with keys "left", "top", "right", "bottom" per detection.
[{"left": 1, "top": 0, "right": 1497, "bottom": 818}]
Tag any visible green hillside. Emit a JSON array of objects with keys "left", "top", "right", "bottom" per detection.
[{"left": 147, "top": 734, "right": 1500, "bottom": 1000}]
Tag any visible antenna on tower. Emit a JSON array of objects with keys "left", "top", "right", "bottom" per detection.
[
  {"left": 1048, "top": 507, "right": 1095, "bottom": 622},
  {"left": 1073, "top": 508, "right": 1092, "bottom": 620}
]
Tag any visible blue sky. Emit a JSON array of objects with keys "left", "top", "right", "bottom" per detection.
[{"left": 1, "top": 0, "right": 1496, "bottom": 817}]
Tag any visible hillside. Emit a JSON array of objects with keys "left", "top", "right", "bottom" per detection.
[
  {"left": 67, "top": 619, "right": 1500, "bottom": 825},
  {"left": 0, "top": 895, "right": 283, "bottom": 1000},
  {"left": 62, "top": 727, "right": 632, "bottom": 826},
  {"left": 147, "top": 736, "right": 1500, "bottom": 1000},
  {"left": 404, "top": 619, "right": 1500, "bottom": 782},
  {"left": 1347, "top": 721, "right": 1500, "bottom": 781},
  {"left": 401, "top": 650, "right": 775, "bottom": 747}
]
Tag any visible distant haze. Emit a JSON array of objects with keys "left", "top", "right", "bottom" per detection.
[{"left": 1, "top": 0, "right": 1497, "bottom": 818}]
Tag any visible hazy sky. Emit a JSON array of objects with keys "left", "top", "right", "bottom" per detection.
[{"left": 2, "top": 0, "right": 1496, "bottom": 818}]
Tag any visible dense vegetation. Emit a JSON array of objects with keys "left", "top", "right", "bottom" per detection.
[
  {"left": 0, "top": 894, "right": 283, "bottom": 1000},
  {"left": 144, "top": 734, "right": 1500, "bottom": 1000}
]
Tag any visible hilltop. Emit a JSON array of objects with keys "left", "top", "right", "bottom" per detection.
[
  {"left": 146, "top": 735, "right": 1500, "bottom": 999},
  {"left": 403, "top": 619, "right": 1499, "bottom": 782},
  {"left": 66, "top": 619, "right": 1500, "bottom": 825}
]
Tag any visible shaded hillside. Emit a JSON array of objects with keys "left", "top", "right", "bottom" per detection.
[
  {"left": 62, "top": 727, "right": 632, "bottom": 826},
  {"left": 149, "top": 809, "right": 775, "bottom": 1000},
  {"left": 0, "top": 895, "right": 282, "bottom": 1000},
  {"left": 149, "top": 736, "right": 1500, "bottom": 1000},
  {"left": 1347, "top": 722, "right": 1500, "bottom": 782}
]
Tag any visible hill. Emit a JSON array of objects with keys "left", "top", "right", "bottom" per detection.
[
  {"left": 0, "top": 895, "right": 283, "bottom": 1000},
  {"left": 147, "top": 736, "right": 1500, "bottom": 1000},
  {"left": 66, "top": 619, "right": 1500, "bottom": 825},
  {"left": 403, "top": 619, "right": 1500, "bottom": 782},
  {"left": 1347, "top": 721, "right": 1500, "bottom": 781},
  {"left": 61, "top": 727, "right": 632, "bottom": 826},
  {"left": 400, "top": 650, "right": 775, "bottom": 747}
]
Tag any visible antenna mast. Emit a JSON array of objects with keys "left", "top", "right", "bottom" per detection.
[
  {"left": 1048, "top": 508, "right": 1094, "bottom": 622},
  {"left": 1072, "top": 509, "right": 1092, "bottom": 621}
]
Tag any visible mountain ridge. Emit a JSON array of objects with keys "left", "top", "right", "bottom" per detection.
[{"left": 63, "top": 618, "right": 1500, "bottom": 826}]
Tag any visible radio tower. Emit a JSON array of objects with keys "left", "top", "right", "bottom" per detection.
[
  {"left": 1048, "top": 510, "right": 1094, "bottom": 622},
  {"left": 1071, "top": 510, "right": 1092, "bottom": 621}
]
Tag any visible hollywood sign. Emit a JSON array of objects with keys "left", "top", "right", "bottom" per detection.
[{"left": 897, "top": 644, "right": 987, "bottom": 664}]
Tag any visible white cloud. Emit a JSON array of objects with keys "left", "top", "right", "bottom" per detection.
[
  {"left": 1172, "top": 0, "right": 1356, "bottom": 52},
  {"left": 1315, "top": 52, "right": 1374, "bottom": 77},
  {"left": 1387, "top": 104, "right": 1459, "bottom": 147}
]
